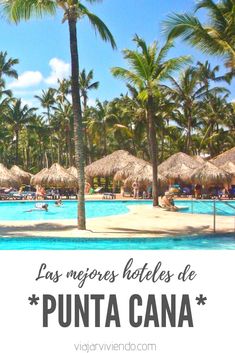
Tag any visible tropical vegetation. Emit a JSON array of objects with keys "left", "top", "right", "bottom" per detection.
[{"left": 0, "top": 0, "right": 234, "bottom": 219}]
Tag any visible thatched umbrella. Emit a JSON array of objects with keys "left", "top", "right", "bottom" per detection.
[
  {"left": 30, "top": 168, "right": 48, "bottom": 186},
  {"left": 193, "top": 155, "right": 206, "bottom": 165},
  {"left": 220, "top": 161, "right": 235, "bottom": 176},
  {"left": 67, "top": 166, "right": 78, "bottom": 178},
  {"left": 161, "top": 163, "right": 195, "bottom": 182},
  {"left": 31, "top": 164, "right": 77, "bottom": 188},
  {"left": 0, "top": 163, "right": 19, "bottom": 188},
  {"left": 114, "top": 159, "right": 166, "bottom": 186},
  {"left": 85, "top": 150, "right": 138, "bottom": 178},
  {"left": 158, "top": 152, "right": 202, "bottom": 175},
  {"left": 211, "top": 147, "right": 235, "bottom": 167},
  {"left": 10, "top": 165, "right": 32, "bottom": 184},
  {"left": 191, "top": 161, "right": 231, "bottom": 185}
]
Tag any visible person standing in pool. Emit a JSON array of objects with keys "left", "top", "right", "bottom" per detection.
[{"left": 55, "top": 199, "right": 63, "bottom": 206}]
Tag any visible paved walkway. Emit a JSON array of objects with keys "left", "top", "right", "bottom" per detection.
[{"left": 0, "top": 205, "right": 234, "bottom": 238}]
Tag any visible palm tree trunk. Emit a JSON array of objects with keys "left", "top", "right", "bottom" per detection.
[
  {"left": 147, "top": 96, "right": 158, "bottom": 206},
  {"left": 83, "top": 95, "right": 89, "bottom": 165},
  {"left": 103, "top": 123, "right": 107, "bottom": 155},
  {"left": 48, "top": 107, "right": 54, "bottom": 164},
  {"left": 186, "top": 112, "right": 192, "bottom": 154},
  {"left": 15, "top": 129, "right": 19, "bottom": 165},
  {"left": 68, "top": 17, "right": 86, "bottom": 230}
]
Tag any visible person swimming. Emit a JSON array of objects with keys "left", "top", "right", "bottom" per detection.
[{"left": 25, "top": 203, "right": 49, "bottom": 212}]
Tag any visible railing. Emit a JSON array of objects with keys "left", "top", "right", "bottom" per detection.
[{"left": 190, "top": 199, "right": 235, "bottom": 233}]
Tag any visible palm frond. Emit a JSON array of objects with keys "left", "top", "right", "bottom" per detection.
[
  {"left": 163, "top": 13, "right": 227, "bottom": 55},
  {"left": 111, "top": 67, "right": 143, "bottom": 86},
  {"left": 195, "top": 0, "right": 227, "bottom": 33},
  {"left": 156, "top": 55, "right": 191, "bottom": 81},
  {"left": 1, "top": 0, "right": 56, "bottom": 22},
  {"left": 157, "top": 39, "right": 174, "bottom": 64},
  {"left": 122, "top": 49, "right": 150, "bottom": 80},
  {"left": 79, "top": 3, "right": 116, "bottom": 49}
]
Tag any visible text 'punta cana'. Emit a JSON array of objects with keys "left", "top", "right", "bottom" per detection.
[{"left": 43, "top": 294, "right": 193, "bottom": 328}]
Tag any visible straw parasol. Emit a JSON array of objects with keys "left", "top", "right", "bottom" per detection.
[
  {"left": 10, "top": 165, "right": 32, "bottom": 184},
  {"left": 31, "top": 164, "right": 77, "bottom": 188},
  {"left": 211, "top": 147, "right": 235, "bottom": 167},
  {"left": 190, "top": 161, "right": 231, "bottom": 185},
  {"left": 85, "top": 150, "right": 149, "bottom": 178},
  {"left": 114, "top": 159, "right": 166, "bottom": 186},
  {"left": 161, "top": 163, "right": 195, "bottom": 182},
  {"left": 220, "top": 161, "right": 235, "bottom": 176},
  {"left": 158, "top": 152, "right": 202, "bottom": 175},
  {"left": 0, "top": 163, "right": 19, "bottom": 188},
  {"left": 67, "top": 166, "right": 78, "bottom": 178},
  {"left": 30, "top": 168, "right": 48, "bottom": 186},
  {"left": 193, "top": 155, "right": 206, "bottom": 165}
]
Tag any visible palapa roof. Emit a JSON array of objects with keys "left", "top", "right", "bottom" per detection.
[
  {"left": 10, "top": 165, "right": 32, "bottom": 184},
  {"left": 31, "top": 168, "right": 48, "bottom": 186},
  {"left": 0, "top": 163, "right": 19, "bottom": 188},
  {"left": 211, "top": 147, "right": 235, "bottom": 167},
  {"left": 159, "top": 152, "right": 202, "bottom": 174},
  {"left": 193, "top": 155, "right": 206, "bottom": 164},
  {"left": 161, "top": 163, "right": 194, "bottom": 182},
  {"left": 191, "top": 161, "right": 231, "bottom": 185},
  {"left": 220, "top": 161, "right": 235, "bottom": 176},
  {"left": 125, "top": 167, "right": 166, "bottom": 186},
  {"left": 31, "top": 164, "right": 77, "bottom": 188},
  {"left": 67, "top": 166, "right": 78, "bottom": 178},
  {"left": 114, "top": 158, "right": 166, "bottom": 185},
  {"left": 85, "top": 150, "right": 147, "bottom": 178}
]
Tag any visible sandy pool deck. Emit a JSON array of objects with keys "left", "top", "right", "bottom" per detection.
[{"left": 0, "top": 204, "right": 234, "bottom": 238}]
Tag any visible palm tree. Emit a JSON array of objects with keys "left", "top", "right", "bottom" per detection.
[
  {"left": 35, "top": 88, "right": 56, "bottom": 163},
  {"left": 163, "top": 0, "right": 235, "bottom": 76},
  {"left": 112, "top": 35, "right": 190, "bottom": 206},
  {"left": 1, "top": 0, "right": 116, "bottom": 229},
  {"left": 28, "top": 115, "right": 51, "bottom": 169},
  {"left": 79, "top": 68, "right": 99, "bottom": 164},
  {"left": 3, "top": 99, "right": 36, "bottom": 164},
  {"left": 87, "top": 100, "right": 116, "bottom": 157},
  {"left": 197, "top": 91, "right": 232, "bottom": 156},
  {"left": 0, "top": 51, "right": 18, "bottom": 79},
  {"left": 53, "top": 102, "right": 74, "bottom": 166},
  {"left": 79, "top": 69, "right": 99, "bottom": 112},
  {"left": 35, "top": 88, "right": 56, "bottom": 123},
  {"left": 56, "top": 78, "right": 71, "bottom": 105}
]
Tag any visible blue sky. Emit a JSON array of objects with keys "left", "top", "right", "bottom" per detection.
[{"left": 1, "top": 0, "right": 233, "bottom": 108}]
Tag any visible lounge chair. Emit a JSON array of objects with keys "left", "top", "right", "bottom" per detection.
[
  {"left": 94, "top": 187, "right": 103, "bottom": 194},
  {"left": 102, "top": 192, "right": 116, "bottom": 199}
]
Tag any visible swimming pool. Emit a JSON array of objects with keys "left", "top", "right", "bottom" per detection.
[
  {"left": 0, "top": 199, "right": 234, "bottom": 221},
  {"left": 0, "top": 200, "right": 147, "bottom": 221},
  {"left": 175, "top": 199, "right": 235, "bottom": 216},
  {"left": 0, "top": 234, "right": 234, "bottom": 250}
]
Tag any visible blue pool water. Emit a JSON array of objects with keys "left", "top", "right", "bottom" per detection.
[
  {"left": 0, "top": 200, "right": 147, "bottom": 221},
  {"left": 0, "top": 200, "right": 234, "bottom": 221},
  {"left": 0, "top": 234, "right": 234, "bottom": 250},
  {"left": 175, "top": 200, "right": 235, "bottom": 216}
]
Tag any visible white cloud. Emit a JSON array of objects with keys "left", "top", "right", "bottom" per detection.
[
  {"left": 44, "top": 58, "right": 70, "bottom": 85},
  {"left": 8, "top": 71, "right": 43, "bottom": 88}
]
